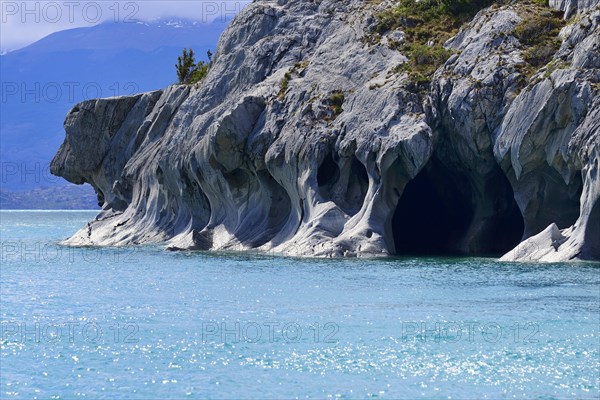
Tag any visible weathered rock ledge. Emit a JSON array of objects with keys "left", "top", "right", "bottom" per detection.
[{"left": 51, "top": 0, "right": 599, "bottom": 262}]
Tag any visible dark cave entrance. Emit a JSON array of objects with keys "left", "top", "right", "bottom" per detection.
[
  {"left": 317, "top": 153, "right": 340, "bottom": 195},
  {"left": 392, "top": 164, "right": 474, "bottom": 255},
  {"left": 522, "top": 170, "right": 583, "bottom": 237},
  {"left": 343, "top": 157, "right": 369, "bottom": 215},
  {"left": 583, "top": 198, "right": 599, "bottom": 259},
  {"left": 391, "top": 160, "right": 525, "bottom": 256}
]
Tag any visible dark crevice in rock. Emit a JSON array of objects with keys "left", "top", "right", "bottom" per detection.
[
  {"left": 317, "top": 153, "right": 340, "bottom": 198},
  {"left": 223, "top": 168, "right": 251, "bottom": 195},
  {"left": 582, "top": 197, "right": 599, "bottom": 260},
  {"left": 391, "top": 158, "right": 474, "bottom": 256},
  {"left": 480, "top": 172, "right": 525, "bottom": 255},
  {"left": 341, "top": 157, "right": 369, "bottom": 215},
  {"left": 111, "top": 179, "right": 133, "bottom": 210},
  {"left": 251, "top": 171, "right": 292, "bottom": 247},
  {"left": 180, "top": 167, "right": 211, "bottom": 231},
  {"left": 93, "top": 185, "right": 106, "bottom": 208},
  {"left": 318, "top": 154, "right": 369, "bottom": 216},
  {"left": 518, "top": 169, "right": 583, "bottom": 238},
  {"left": 191, "top": 229, "right": 213, "bottom": 251},
  {"left": 107, "top": 197, "right": 128, "bottom": 212}
]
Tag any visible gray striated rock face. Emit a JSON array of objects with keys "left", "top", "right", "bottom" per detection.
[
  {"left": 550, "top": 0, "right": 599, "bottom": 18},
  {"left": 495, "top": 8, "right": 600, "bottom": 261},
  {"left": 51, "top": 0, "right": 599, "bottom": 262}
]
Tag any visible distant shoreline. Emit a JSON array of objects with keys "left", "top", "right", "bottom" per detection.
[{"left": 0, "top": 209, "right": 99, "bottom": 212}]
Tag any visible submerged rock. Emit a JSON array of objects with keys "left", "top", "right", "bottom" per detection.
[{"left": 51, "top": 0, "right": 599, "bottom": 262}]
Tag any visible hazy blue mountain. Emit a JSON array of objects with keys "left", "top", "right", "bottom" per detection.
[
  {"left": 0, "top": 18, "right": 229, "bottom": 204},
  {"left": 0, "top": 184, "right": 99, "bottom": 210}
]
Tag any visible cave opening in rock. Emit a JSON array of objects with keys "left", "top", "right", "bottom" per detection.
[
  {"left": 546, "top": 171, "right": 583, "bottom": 229},
  {"left": 317, "top": 153, "right": 340, "bottom": 197},
  {"left": 583, "top": 198, "right": 599, "bottom": 260},
  {"left": 392, "top": 162, "right": 474, "bottom": 255},
  {"left": 342, "top": 157, "right": 369, "bottom": 215},
  {"left": 516, "top": 169, "right": 584, "bottom": 238},
  {"left": 480, "top": 173, "right": 526, "bottom": 255},
  {"left": 391, "top": 160, "right": 525, "bottom": 256},
  {"left": 251, "top": 171, "right": 292, "bottom": 248},
  {"left": 223, "top": 168, "right": 250, "bottom": 191}
]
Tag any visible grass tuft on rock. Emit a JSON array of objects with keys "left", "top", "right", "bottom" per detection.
[
  {"left": 373, "top": 0, "right": 567, "bottom": 88},
  {"left": 374, "top": 0, "right": 494, "bottom": 87},
  {"left": 514, "top": 9, "right": 565, "bottom": 68},
  {"left": 375, "top": 0, "right": 493, "bottom": 39},
  {"left": 328, "top": 91, "right": 345, "bottom": 116},
  {"left": 396, "top": 44, "right": 455, "bottom": 87},
  {"left": 278, "top": 72, "right": 292, "bottom": 100}
]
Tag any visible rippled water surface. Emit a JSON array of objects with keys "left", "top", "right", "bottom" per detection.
[{"left": 1, "top": 211, "right": 599, "bottom": 398}]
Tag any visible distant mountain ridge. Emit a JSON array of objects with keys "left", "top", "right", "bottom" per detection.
[
  {"left": 7, "top": 18, "right": 228, "bottom": 55},
  {"left": 0, "top": 185, "right": 99, "bottom": 210},
  {"left": 0, "top": 17, "right": 231, "bottom": 206}
]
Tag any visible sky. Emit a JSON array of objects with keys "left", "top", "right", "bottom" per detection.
[{"left": 0, "top": 0, "right": 252, "bottom": 52}]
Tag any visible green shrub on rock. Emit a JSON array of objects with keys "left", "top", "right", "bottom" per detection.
[{"left": 176, "top": 48, "right": 212, "bottom": 85}]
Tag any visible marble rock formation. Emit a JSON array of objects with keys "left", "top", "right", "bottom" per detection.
[{"left": 51, "top": 0, "right": 599, "bottom": 262}]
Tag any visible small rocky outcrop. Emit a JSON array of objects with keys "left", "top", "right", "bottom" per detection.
[{"left": 51, "top": 0, "right": 599, "bottom": 262}]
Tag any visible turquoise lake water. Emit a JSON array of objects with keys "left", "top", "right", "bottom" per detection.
[{"left": 1, "top": 211, "right": 599, "bottom": 398}]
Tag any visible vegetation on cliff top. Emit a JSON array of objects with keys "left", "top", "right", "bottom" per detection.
[
  {"left": 374, "top": 0, "right": 566, "bottom": 87},
  {"left": 375, "top": 0, "right": 495, "bottom": 87},
  {"left": 514, "top": 8, "right": 565, "bottom": 70},
  {"left": 375, "top": 0, "right": 494, "bottom": 40}
]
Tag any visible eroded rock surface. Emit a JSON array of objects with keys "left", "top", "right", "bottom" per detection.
[{"left": 51, "top": 0, "right": 599, "bottom": 262}]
